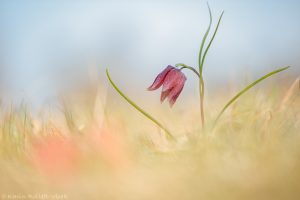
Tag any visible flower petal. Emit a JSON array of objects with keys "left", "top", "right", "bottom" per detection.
[
  {"left": 167, "top": 73, "right": 186, "bottom": 107},
  {"left": 162, "top": 69, "right": 180, "bottom": 92},
  {"left": 147, "top": 65, "right": 174, "bottom": 91},
  {"left": 168, "top": 85, "right": 184, "bottom": 107},
  {"left": 160, "top": 89, "right": 172, "bottom": 103}
]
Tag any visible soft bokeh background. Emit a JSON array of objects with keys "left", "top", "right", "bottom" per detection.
[
  {"left": 0, "top": 0, "right": 299, "bottom": 108},
  {"left": 0, "top": 1, "right": 300, "bottom": 199}
]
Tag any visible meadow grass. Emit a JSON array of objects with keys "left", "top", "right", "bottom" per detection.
[{"left": 0, "top": 77, "right": 299, "bottom": 200}]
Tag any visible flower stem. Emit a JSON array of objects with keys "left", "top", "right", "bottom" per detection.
[
  {"left": 198, "top": 7, "right": 224, "bottom": 131},
  {"left": 212, "top": 66, "right": 290, "bottom": 129},
  {"left": 106, "top": 69, "right": 175, "bottom": 141},
  {"left": 175, "top": 63, "right": 200, "bottom": 78},
  {"left": 198, "top": 3, "right": 212, "bottom": 130},
  {"left": 199, "top": 77, "right": 205, "bottom": 129}
]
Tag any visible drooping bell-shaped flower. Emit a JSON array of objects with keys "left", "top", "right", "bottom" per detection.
[{"left": 148, "top": 65, "right": 187, "bottom": 107}]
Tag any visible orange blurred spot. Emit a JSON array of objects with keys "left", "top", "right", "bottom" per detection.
[{"left": 31, "top": 135, "right": 78, "bottom": 179}]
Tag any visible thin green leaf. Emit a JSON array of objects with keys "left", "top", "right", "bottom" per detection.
[
  {"left": 198, "top": 3, "right": 212, "bottom": 73},
  {"left": 200, "top": 11, "right": 224, "bottom": 73},
  {"left": 106, "top": 69, "right": 175, "bottom": 140},
  {"left": 213, "top": 66, "right": 290, "bottom": 128}
]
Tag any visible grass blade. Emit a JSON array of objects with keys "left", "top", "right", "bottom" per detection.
[
  {"left": 200, "top": 11, "right": 224, "bottom": 73},
  {"left": 198, "top": 3, "right": 212, "bottom": 72},
  {"left": 106, "top": 69, "right": 175, "bottom": 140},
  {"left": 213, "top": 66, "right": 290, "bottom": 128}
]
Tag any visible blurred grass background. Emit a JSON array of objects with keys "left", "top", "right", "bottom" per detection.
[{"left": 0, "top": 76, "right": 299, "bottom": 199}]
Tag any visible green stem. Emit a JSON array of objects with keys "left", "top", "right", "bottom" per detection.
[
  {"left": 175, "top": 63, "right": 200, "bottom": 78},
  {"left": 175, "top": 62, "right": 205, "bottom": 129},
  {"left": 213, "top": 66, "right": 290, "bottom": 128},
  {"left": 199, "top": 76, "right": 205, "bottom": 129},
  {"left": 106, "top": 69, "right": 175, "bottom": 140},
  {"left": 199, "top": 10, "right": 224, "bottom": 130},
  {"left": 197, "top": 3, "right": 212, "bottom": 130}
]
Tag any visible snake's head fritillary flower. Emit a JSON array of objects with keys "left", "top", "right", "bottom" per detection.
[{"left": 148, "top": 65, "right": 187, "bottom": 107}]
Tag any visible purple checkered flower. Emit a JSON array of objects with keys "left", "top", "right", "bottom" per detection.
[{"left": 148, "top": 65, "right": 186, "bottom": 107}]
